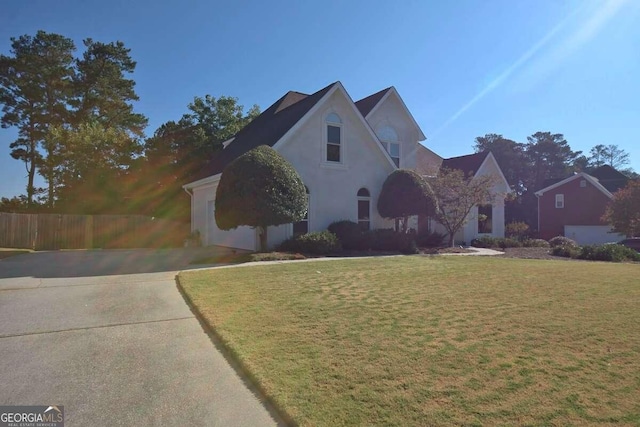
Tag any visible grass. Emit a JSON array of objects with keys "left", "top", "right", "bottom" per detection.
[
  {"left": 0, "top": 248, "right": 32, "bottom": 259},
  {"left": 179, "top": 256, "right": 640, "bottom": 426}
]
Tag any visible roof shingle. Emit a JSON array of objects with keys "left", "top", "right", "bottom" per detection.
[{"left": 441, "top": 152, "right": 489, "bottom": 177}]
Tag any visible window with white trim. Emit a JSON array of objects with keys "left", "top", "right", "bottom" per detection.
[
  {"left": 293, "top": 187, "right": 310, "bottom": 236},
  {"left": 555, "top": 194, "right": 564, "bottom": 209},
  {"left": 478, "top": 204, "right": 493, "bottom": 233},
  {"left": 378, "top": 125, "right": 400, "bottom": 167},
  {"left": 326, "top": 113, "right": 342, "bottom": 163},
  {"left": 357, "top": 188, "right": 370, "bottom": 231}
]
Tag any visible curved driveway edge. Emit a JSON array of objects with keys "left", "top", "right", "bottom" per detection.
[{"left": 0, "top": 249, "right": 280, "bottom": 426}]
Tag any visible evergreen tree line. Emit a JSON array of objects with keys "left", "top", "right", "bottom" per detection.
[
  {"left": 0, "top": 31, "right": 259, "bottom": 220},
  {"left": 473, "top": 133, "right": 636, "bottom": 227}
]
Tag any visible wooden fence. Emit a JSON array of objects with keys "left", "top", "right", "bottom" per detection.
[{"left": 0, "top": 213, "right": 189, "bottom": 250}]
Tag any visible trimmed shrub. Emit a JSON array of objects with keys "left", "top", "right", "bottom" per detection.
[
  {"left": 278, "top": 231, "right": 341, "bottom": 255},
  {"left": 367, "top": 229, "right": 418, "bottom": 254},
  {"left": 552, "top": 245, "right": 580, "bottom": 258},
  {"left": 471, "top": 236, "right": 499, "bottom": 248},
  {"left": 328, "top": 220, "right": 365, "bottom": 250},
  {"left": 416, "top": 230, "right": 446, "bottom": 248},
  {"left": 549, "top": 236, "right": 578, "bottom": 248},
  {"left": 578, "top": 244, "right": 640, "bottom": 262}
]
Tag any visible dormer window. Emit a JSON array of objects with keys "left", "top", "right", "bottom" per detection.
[
  {"left": 378, "top": 125, "right": 400, "bottom": 167},
  {"left": 326, "top": 113, "right": 342, "bottom": 162}
]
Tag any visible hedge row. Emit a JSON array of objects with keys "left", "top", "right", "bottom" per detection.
[
  {"left": 471, "top": 236, "right": 550, "bottom": 249},
  {"left": 552, "top": 243, "right": 640, "bottom": 262}
]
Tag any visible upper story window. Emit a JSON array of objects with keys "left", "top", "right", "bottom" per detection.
[
  {"left": 378, "top": 125, "right": 400, "bottom": 167},
  {"left": 326, "top": 113, "right": 342, "bottom": 163},
  {"left": 555, "top": 194, "right": 564, "bottom": 209}
]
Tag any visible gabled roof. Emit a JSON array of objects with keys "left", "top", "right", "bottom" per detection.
[
  {"left": 537, "top": 165, "right": 628, "bottom": 196},
  {"left": 354, "top": 87, "right": 392, "bottom": 117},
  {"left": 535, "top": 172, "right": 614, "bottom": 198},
  {"left": 441, "top": 152, "right": 489, "bottom": 177},
  {"left": 197, "top": 82, "right": 338, "bottom": 179},
  {"left": 356, "top": 87, "right": 426, "bottom": 141},
  {"left": 590, "top": 165, "right": 629, "bottom": 193}
]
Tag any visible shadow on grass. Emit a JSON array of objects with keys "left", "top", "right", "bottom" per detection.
[{"left": 175, "top": 274, "right": 291, "bottom": 427}]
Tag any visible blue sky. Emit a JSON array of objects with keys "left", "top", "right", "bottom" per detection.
[{"left": 1, "top": 0, "right": 639, "bottom": 198}]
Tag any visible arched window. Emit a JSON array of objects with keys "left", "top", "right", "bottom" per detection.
[
  {"left": 357, "top": 188, "right": 370, "bottom": 231},
  {"left": 378, "top": 125, "right": 400, "bottom": 167},
  {"left": 326, "top": 113, "right": 342, "bottom": 163},
  {"left": 293, "top": 186, "right": 310, "bottom": 236}
]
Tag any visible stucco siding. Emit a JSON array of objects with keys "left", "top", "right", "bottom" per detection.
[
  {"left": 366, "top": 92, "right": 422, "bottom": 170},
  {"left": 277, "top": 89, "right": 395, "bottom": 235}
]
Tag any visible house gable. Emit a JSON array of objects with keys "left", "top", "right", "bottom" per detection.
[
  {"left": 474, "top": 152, "right": 511, "bottom": 194},
  {"left": 362, "top": 88, "right": 426, "bottom": 170},
  {"left": 274, "top": 84, "right": 397, "bottom": 232},
  {"left": 273, "top": 82, "right": 397, "bottom": 170},
  {"left": 536, "top": 173, "right": 614, "bottom": 240}
]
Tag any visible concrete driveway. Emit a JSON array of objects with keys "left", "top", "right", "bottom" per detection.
[{"left": 0, "top": 249, "right": 280, "bottom": 426}]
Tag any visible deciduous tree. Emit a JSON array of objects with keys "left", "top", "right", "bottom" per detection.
[
  {"left": 603, "top": 181, "right": 640, "bottom": 237},
  {"left": 140, "top": 95, "right": 259, "bottom": 220},
  {"left": 429, "top": 168, "right": 496, "bottom": 247}
]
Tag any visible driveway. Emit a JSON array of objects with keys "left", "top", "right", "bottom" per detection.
[{"left": 0, "top": 249, "right": 280, "bottom": 426}]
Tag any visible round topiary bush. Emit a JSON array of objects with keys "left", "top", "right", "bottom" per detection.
[{"left": 549, "top": 236, "right": 578, "bottom": 248}]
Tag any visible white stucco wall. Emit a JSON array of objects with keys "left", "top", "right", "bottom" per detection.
[
  {"left": 189, "top": 86, "right": 397, "bottom": 250},
  {"left": 275, "top": 88, "right": 396, "bottom": 239},
  {"left": 365, "top": 92, "right": 422, "bottom": 170},
  {"left": 192, "top": 180, "right": 257, "bottom": 250}
]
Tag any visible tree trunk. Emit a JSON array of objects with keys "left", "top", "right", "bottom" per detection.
[
  {"left": 26, "top": 161, "right": 36, "bottom": 208},
  {"left": 258, "top": 226, "right": 268, "bottom": 252},
  {"left": 448, "top": 233, "right": 455, "bottom": 247},
  {"left": 402, "top": 216, "right": 409, "bottom": 233}
]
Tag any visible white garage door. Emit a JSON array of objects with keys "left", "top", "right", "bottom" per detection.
[
  {"left": 206, "top": 200, "right": 256, "bottom": 250},
  {"left": 564, "top": 225, "right": 625, "bottom": 245}
]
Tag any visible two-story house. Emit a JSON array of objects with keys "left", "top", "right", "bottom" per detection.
[{"left": 183, "top": 82, "right": 510, "bottom": 250}]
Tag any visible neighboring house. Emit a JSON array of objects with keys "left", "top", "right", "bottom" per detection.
[
  {"left": 183, "top": 81, "right": 510, "bottom": 250},
  {"left": 535, "top": 165, "right": 628, "bottom": 244}
]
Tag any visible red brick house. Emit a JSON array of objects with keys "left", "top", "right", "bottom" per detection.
[{"left": 535, "top": 166, "right": 628, "bottom": 244}]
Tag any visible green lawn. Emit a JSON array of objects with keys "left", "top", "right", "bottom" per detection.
[{"left": 179, "top": 256, "right": 640, "bottom": 426}]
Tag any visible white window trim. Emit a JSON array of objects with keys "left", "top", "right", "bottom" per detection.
[
  {"left": 555, "top": 194, "right": 565, "bottom": 209},
  {"left": 477, "top": 204, "right": 493, "bottom": 235},
  {"left": 322, "top": 110, "right": 346, "bottom": 166},
  {"left": 377, "top": 125, "right": 400, "bottom": 168},
  {"left": 387, "top": 141, "right": 401, "bottom": 168},
  {"left": 357, "top": 189, "right": 371, "bottom": 230}
]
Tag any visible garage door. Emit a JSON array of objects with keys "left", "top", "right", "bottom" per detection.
[
  {"left": 564, "top": 225, "right": 625, "bottom": 245},
  {"left": 207, "top": 200, "right": 256, "bottom": 250}
]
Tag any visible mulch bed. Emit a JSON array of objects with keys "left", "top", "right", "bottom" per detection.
[{"left": 497, "top": 247, "right": 577, "bottom": 261}]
